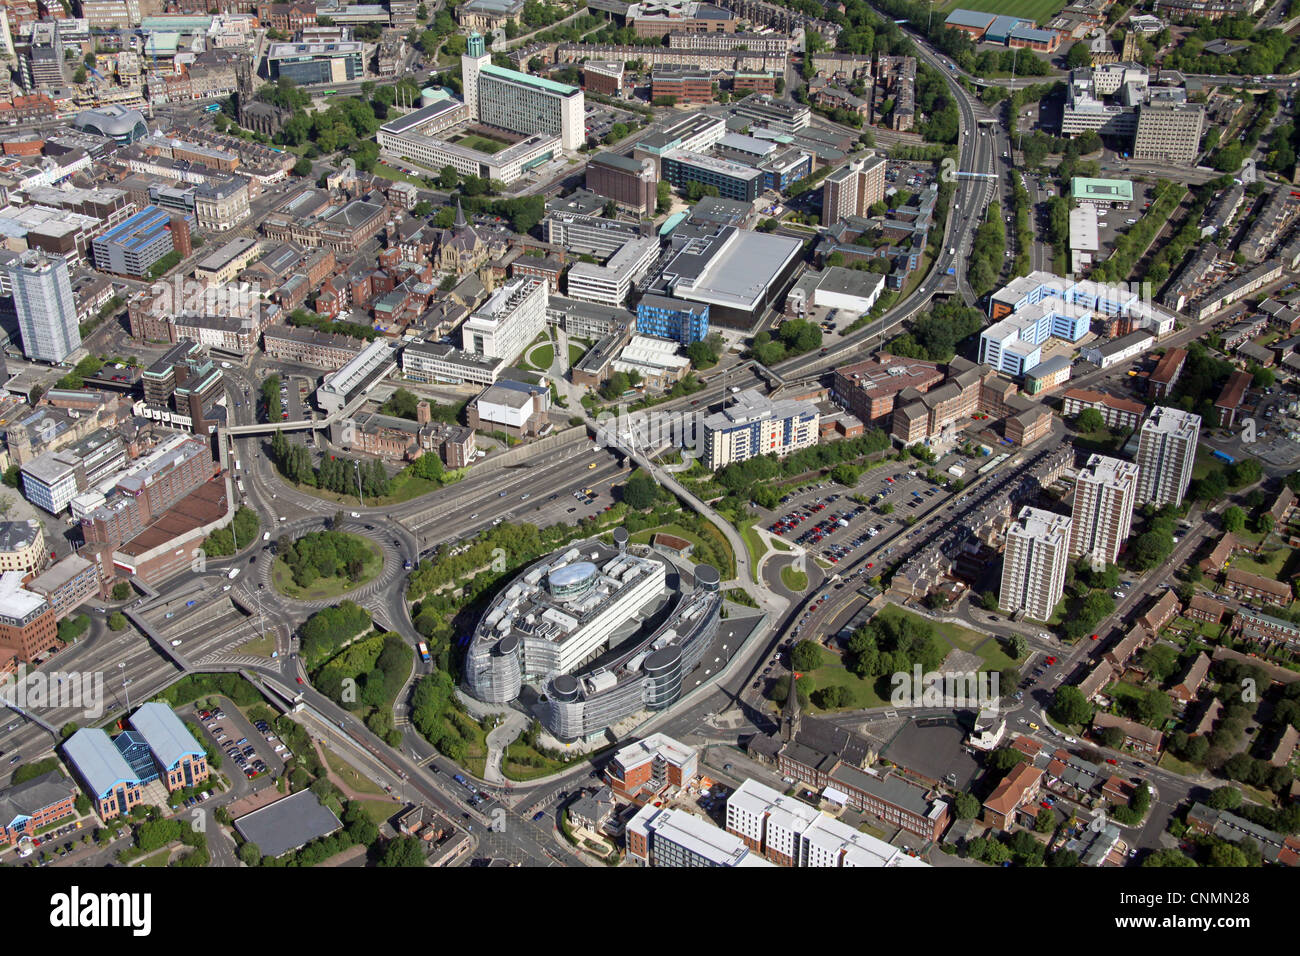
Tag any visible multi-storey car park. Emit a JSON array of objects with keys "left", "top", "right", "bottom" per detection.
[{"left": 463, "top": 531, "right": 722, "bottom": 741}]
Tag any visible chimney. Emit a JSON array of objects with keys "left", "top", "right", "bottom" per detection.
[{"left": 416, "top": 400, "right": 431, "bottom": 425}]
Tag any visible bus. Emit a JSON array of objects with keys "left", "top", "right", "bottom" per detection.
[
  {"left": 1212, "top": 450, "right": 1236, "bottom": 465},
  {"left": 417, "top": 641, "right": 431, "bottom": 663},
  {"left": 322, "top": 89, "right": 337, "bottom": 96},
  {"left": 203, "top": 102, "right": 220, "bottom": 113}
]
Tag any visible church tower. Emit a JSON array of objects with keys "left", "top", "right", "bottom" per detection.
[{"left": 461, "top": 32, "right": 489, "bottom": 122}]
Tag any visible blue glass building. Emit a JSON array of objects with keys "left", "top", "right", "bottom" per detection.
[{"left": 636, "top": 295, "right": 709, "bottom": 345}]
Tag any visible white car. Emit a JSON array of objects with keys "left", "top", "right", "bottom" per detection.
[
  {"left": 170, "top": 639, "right": 182, "bottom": 646},
  {"left": 350, "top": 511, "right": 360, "bottom": 517}
]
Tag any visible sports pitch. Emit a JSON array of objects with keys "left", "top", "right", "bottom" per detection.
[{"left": 935, "top": 0, "right": 1067, "bottom": 26}]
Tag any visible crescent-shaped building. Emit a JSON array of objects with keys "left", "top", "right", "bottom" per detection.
[{"left": 463, "top": 532, "right": 722, "bottom": 740}]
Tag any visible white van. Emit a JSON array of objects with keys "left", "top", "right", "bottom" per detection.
[{"left": 227, "top": 567, "right": 241, "bottom": 580}]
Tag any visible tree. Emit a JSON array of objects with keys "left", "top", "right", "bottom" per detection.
[
  {"left": 1050, "top": 685, "right": 1092, "bottom": 727},
  {"left": 1222, "top": 506, "right": 1246, "bottom": 534},
  {"left": 238, "top": 841, "right": 261, "bottom": 866},
  {"left": 954, "top": 792, "right": 980, "bottom": 820},
  {"left": 73, "top": 67, "right": 86, "bottom": 84},
  {"left": 111, "top": 582, "right": 132, "bottom": 601},
  {"left": 378, "top": 835, "right": 426, "bottom": 867},
  {"left": 791, "top": 640, "right": 823, "bottom": 672},
  {"left": 1208, "top": 786, "right": 1242, "bottom": 811},
  {"left": 108, "top": 612, "right": 127, "bottom": 632},
  {"left": 622, "top": 471, "right": 657, "bottom": 510},
  {"left": 292, "top": 157, "right": 313, "bottom": 177},
  {"left": 1008, "top": 634, "right": 1028, "bottom": 660},
  {"left": 1035, "top": 808, "right": 1056, "bottom": 833},
  {"left": 1075, "top": 407, "right": 1105, "bottom": 432},
  {"left": 1099, "top": 726, "right": 1125, "bottom": 749},
  {"left": 1065, "top": 41, "right": 1092, "bottom": 69}
]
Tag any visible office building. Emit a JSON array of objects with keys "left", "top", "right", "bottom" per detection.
[
  {"left": 128, "top": 702, "right": 209, "bottom": 793},
  {"left": 315, "top": 338, "right": 397, "bottom": 415},
  {"left": 460, "top": 277, "right": 548, "bottom": 364},
  {"left": 0, "top": 771, "right": 77, "bottom": 846},
  {"left": 627, "top": 803, "right": 772, "bottom": 866},
  {"left": 822, "top": 154, "right": 886, "bottom": 228},
  {"left": 1135, "top": 406, "right": 1200, "bottom": 508},
  {"left": 999, "top": 506, "right": 1071, "bottom": 621},
  {"left": 461, "top": 32, "right": 584, "bottom": 150},
  {"left": 565, "top": 237, "right": 659, "bottom": 307},
  {"left": 5, "top": 250, "right": 79, "bottom": 364},
  {"left": 636, "top": 294, "right": 708, "bottom": 345},
  {"left": 20, "top": 449, "right": 85, "bottom": 515},
  {"left": 62, "top": 728, "right": 144, "bottom": 821},
  {"left": 0, "top": 571, "right": 58, "bottom": 666},
  {"left": 585, "top": 152, "right": 658, "bottom": 216},
  {"left": 642, "top": 223, "right": 802, "bottom": 329},
  {"left": 1132, "top": 101, "right": 1205, "bottom": 166},
  {"left": 81, "top": 436, "right": 218, "bottom": 549},
  {"left": 1070, "top": 454, "right": 1139, "bottom": 567},
  {"left": 701, "top": 388, "right": 819, "bottom": 470},
  {"left": 266, "top": 41, "right": 365, "bottom": 84},
  {"left": 91, "top": 205, "right": 176, "bottom": 278},
  {"left": 0, "top": 521, "right": 45, "bottom": 576},
  {"left": 400, "top": 340, "right": 504, "bottom": 386},
  {"left": 660, "top": 148, "right": 762, "bottom": 202}
]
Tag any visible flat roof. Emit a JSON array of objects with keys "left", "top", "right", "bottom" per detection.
[
  {"left": 1071, "top": 177, "right": 1134, "bottom": 202},
  {"left": 234, "top": 789, "right": 342, "bottom": 858},
  {"left": 480, "top": 63, "right": 580, "bottom": 97}
]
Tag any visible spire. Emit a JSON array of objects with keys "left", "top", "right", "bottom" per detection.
[{"left": 454, "top": 198, "right": 466, "bottom": 230}]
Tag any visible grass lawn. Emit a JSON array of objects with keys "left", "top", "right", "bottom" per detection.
[
  {"left": 736, "top": 516, "right": 767, "bottom": 582},
  {"left": 284, "top": 468, "right": 463, "bottom": 508},
  {"left": 629, "top": 522, "right": 736, "bottom": 580},
  {"left": 503, "top": 740, "right": 582, "bottom": 782},
  {"left": 873, "top": 604, "right": 986, "bottom": 655},
  {"left": 372, "top": 162, "right": 432, "bottom": 187},
  {"left": 1157, "top": 751, "right": 1201, "bottom": 778},
  {"left": 527, "top": 343, "right": 554, "bottom": 370},
  {"left": 136, "top": 848, "right": 171, "bottom": 867},
  {"left": 798, "top": 647, "right": 892, "bottom": 711},
  {"left": 453, "top": 133, "right": 507, "bottom": 154},
  {"left": 1071, "top": 426, "right": 1129, "bottom": 456},
  {"left": 1230, "top": 544, "right": 1297, "bottom": 580},
  {"left": 1104, "top": 680, "right": 1149, "bottom": 707},
  {"left": 272, "top": 535, "right": 382, "bottom": 600},
  {"left": 568, "top": 342, "right": 588, "bottom": 364},
  {"left": 781, "top": 565, "right": 808, "bottom": 592},
  {"left": 321, "top": 746, "right": 388, "bottom": 797},
  {"left": 771, "top": 537, "right": 791, "bottom": 551},
  {"left": 357, "top": 798, "right": 400, "bottom": 824},
  {"left": 1192, "top": 444, "right": 1228, "bottom": 482},
  {"left": 235, "top": 632, "right": 277, "bottom": 658}
]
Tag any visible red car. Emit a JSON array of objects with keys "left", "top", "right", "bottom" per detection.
[
  {"left": 1090, "top": 634, "right": 1099, "bottom": 641},
  {"left": 1040, "top": 800, "right": 1052, "bottom": 809},
  {"left": 1045, "top": 656, "right": 1057, "bottom": 665},
  {"left": 296, "top": 677, "right": 304, "bottom": 684},
  {"left": 1105, "top": 757, "right": 1118, "bottom": 765},
  {"left": 866, "top": 562, "right": 874, "bottom": 569}
]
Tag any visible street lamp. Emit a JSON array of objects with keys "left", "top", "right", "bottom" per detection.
[
  {"left": 118, "top": 663, "right": 132, "bottom": 711},
  {"left": 353, "top": 460, "right": 364, "bottom": 507}
]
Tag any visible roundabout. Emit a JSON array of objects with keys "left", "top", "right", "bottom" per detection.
[{"left": 270, "top": 530, "right": 384, "bottom": 601}]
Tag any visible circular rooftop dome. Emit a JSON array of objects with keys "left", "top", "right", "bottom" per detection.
[
  {"left": 547, "top": 561, "right": 598, "bottom": 598},
  {"left": 496, "top": 633, "right": 519, "bottom": 656},
  {"left": 551, "top": 674, "right": 579, "bottom": 701},
  {"left": 695, "top": 565, "right": 720, "bottom": 590}
]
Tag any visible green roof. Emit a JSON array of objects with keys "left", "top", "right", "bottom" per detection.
[
  {"left": 480, "top": 63, "right": 579, "bottom": 97},
  {"left": 1071, "top": 177, "right": 1133, "bottom": 203}
]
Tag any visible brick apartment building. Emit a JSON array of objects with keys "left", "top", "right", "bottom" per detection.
[
  {"left": 604, "top": 734, "right": 698, "bottom": 802},
  {"left": 1224, "top": 567, "right": 1293, "bottom": 608}
]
